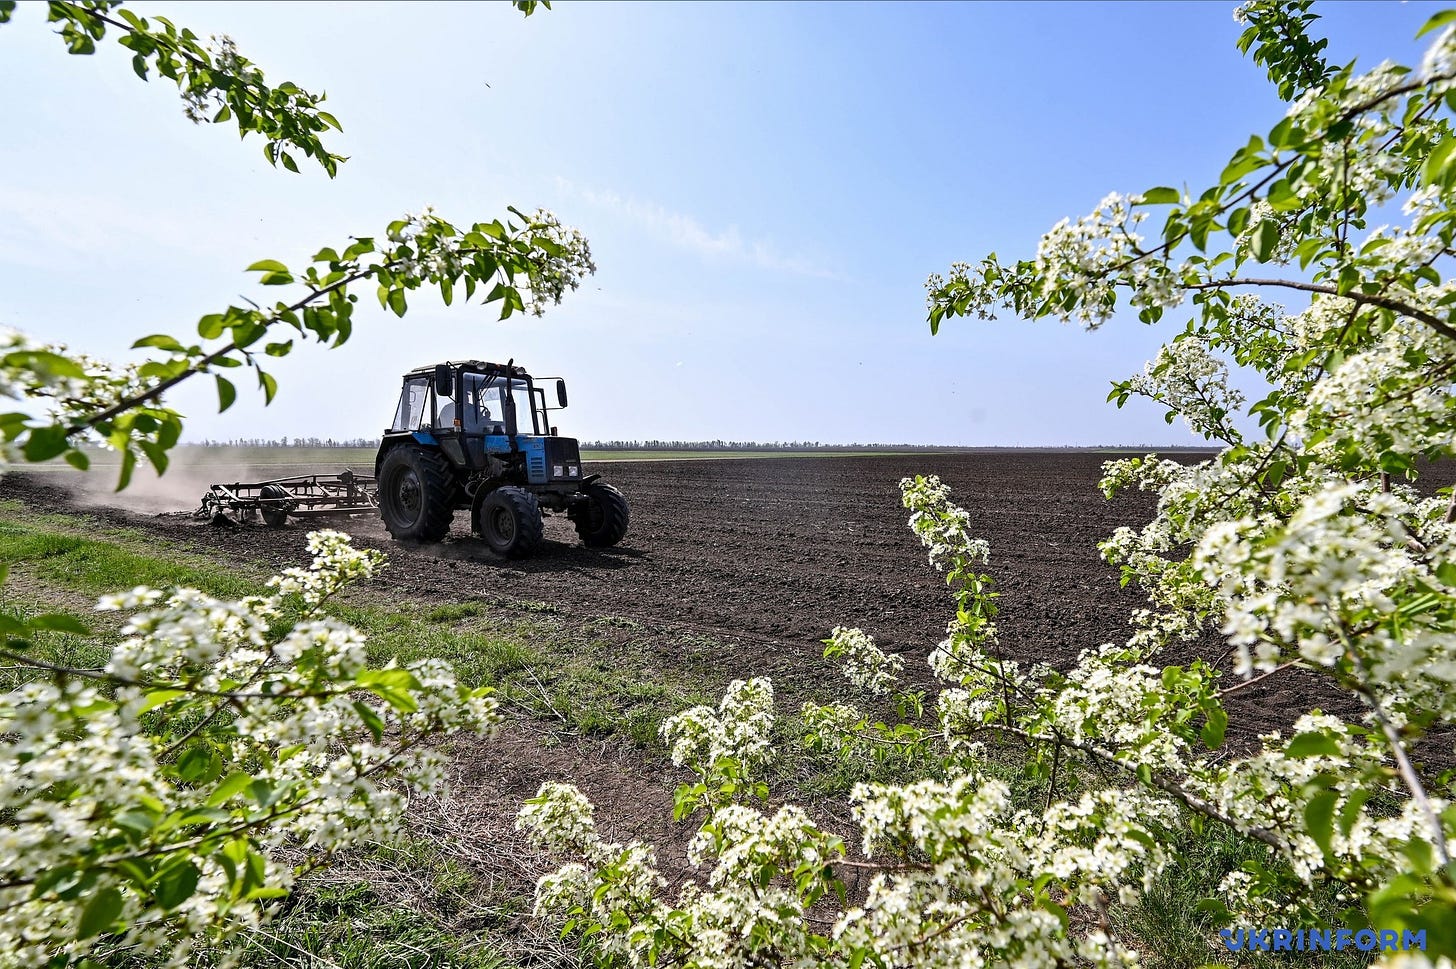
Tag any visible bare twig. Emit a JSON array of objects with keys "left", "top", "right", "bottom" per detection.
[{"left": 1219, "top": 660, "right": 1301, "bottom": 697}]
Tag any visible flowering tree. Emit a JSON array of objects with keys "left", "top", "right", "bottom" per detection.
[
  {"left": 0, "top": 1, "right": 592, "bottom": 963},
  {"left": 0, "top": 0, "right": 591, "bottom": 484},
  {"left": 519, "top": 3, "right": 1456, "bottom": 966}
]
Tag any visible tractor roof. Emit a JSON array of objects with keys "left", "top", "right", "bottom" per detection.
[{"left": 404, "top": 360, "right": 531, "bottom": 378}]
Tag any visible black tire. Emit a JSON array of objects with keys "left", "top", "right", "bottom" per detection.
[
  {"left": 260, "top": 484, "right": 293, "bottom": 528},
  {"left": 378, "top": 446, "right": 456, "bottom": 542},
  {"left": 474, "top": 486, "right": 544, "bottom": 558},
  {"left": 570, "top": 482, "right": 630, "bottom": 547}
]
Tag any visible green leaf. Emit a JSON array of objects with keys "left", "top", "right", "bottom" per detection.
[
  {"left": 64, "top": 449, "right": 90, "bottom": 471},
  {"left": 1251, "top": 220, "right": 1279, "bottom": 262},
  {"left": 139, "top": 689, "right": 187, "bottom": 714},
  {"left": 28, "top": 613, "right": 90, "bottom": 635},
  {"left": 154, "top": 862, "right": 200, "bottom": 910},
  {"left": 116, "top": 450, "right": 139, "bottom": 493},
  {"left": 248, "top": 779, "right": 281, "bottom": 808},
  {"left": 175, "top": 743, "right": 222, "bottom": 784},
  {"left": 1286, "top": 732, "right": 1342, "bottom": 758},
  {"left": 197, "top": 314, "right": 226, "bottom": 340},
  {"left": 1141, "top": 187, "right": 1180, "bottom": 205},
  {"left": 258, "top": 370, "right": 278, "bottom": 405},
  {"left": 1339, "top": 788, "right": 1371, "bottom": 836},
  {"left": 23, "top": 425, "right": 71, "bottom": 462},
  {"left": 1304, "top": 789, "right": 1338, "bottom": 859},
  {"left": 1423, "top": 136, "right": 1456, "bottom": 189},
  {"left": 131, "top": 334, "right": 186, "bottom": 352},
  {"left": 1417, "top": 9, "right": 1456, "bottom": 37},
  {"left": 76, "top": 886, "right": 123, "bottom": 939},
  {"left": 353, "top": 700, "right": 385, "bottom": 741},
  {"left": 1227, "top": 206, "right": 1250, "bottom": 237},
  {"left": 1200, "top": 706, "right": 1228, "bottom": 748},
  {"left": 216, "top": 375, "right": 237, "bottom": 413},
  {"left": 206, "top": 771, "right": 253, "bottom": 807},
  {"left": 245, "top": 259, "right": 289, "bottom": 273}
]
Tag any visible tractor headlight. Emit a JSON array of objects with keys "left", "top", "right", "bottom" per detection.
[
  {"left": 569, "top": 465, "right": 579, "bottom": 477},
  {"left": 553, "top": 464, "right": 564, "bottom": 477}
]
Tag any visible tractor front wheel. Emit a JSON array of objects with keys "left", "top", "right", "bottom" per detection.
[
  {"left": 475, "top": 486, "right": 544, "bottom": 558},
  {"left": 378, "top": 446, "right": 456, "bottom": 542},
  {"left": 570, "top": 482, "right": 630, "bottom": 547}
]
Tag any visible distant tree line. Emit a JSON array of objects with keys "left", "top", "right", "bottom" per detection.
[
  {"left": 576, "top": 440, "right": 1017, "bottom": 450},
  {"left": 184, "top": 437, "right": 378, "bottom": 448},
  {"left": 179, "top": 438, "right": 1215, "bottom": 450}
]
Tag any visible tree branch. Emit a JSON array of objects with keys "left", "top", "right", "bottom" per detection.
[{"left": 1184, "top": 278, "right": 1456, "bottom": 343}]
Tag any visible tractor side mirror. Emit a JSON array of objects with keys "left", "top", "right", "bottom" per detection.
[
  {"left": 433, "top": 364, "right": 453, "bottom": 398},
  {"left": 556, "top": 379, "right": 569, "bottom": 408}
]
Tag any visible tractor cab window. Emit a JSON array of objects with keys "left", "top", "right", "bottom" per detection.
[
  {"left": 391, "top": 378, "right": 429, "bottom": 431},
  {"left": 507, "top": 381, "right": 540, "bottom": 435},
  {"left": 459, "top": 373, "right": 506, "bottom": 434}
]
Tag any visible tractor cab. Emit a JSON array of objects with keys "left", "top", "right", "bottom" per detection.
[{"left": 375, "top": 360, "right": 627, "bottom": 558}]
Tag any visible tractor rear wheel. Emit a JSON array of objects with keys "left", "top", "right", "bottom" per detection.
[
  {"left": 378, "top": 446, "right": 456, "bottom": 542},
  {"left": 260, "top": 484, "right": 293, "bottom": 528},
  {"left": 475, "top": 486, "right": 544, "bottom": 558},
  {"left": 570, "top": 482, "right": 630, "bottom": 547}
]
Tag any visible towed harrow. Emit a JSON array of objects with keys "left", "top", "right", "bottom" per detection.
[{"left": 196, "top": 470, "right": 377, "bottom": 527}]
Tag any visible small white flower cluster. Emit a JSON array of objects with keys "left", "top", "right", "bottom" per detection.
[
  {"left": 1128, "top": 336, "right": 1246, "bottom": 443},
  {"left": 521, "top": 777, "right": 837, "bottom": 969},
  {"left": 0, "top": 531, "right": 498, "bottom": 963},
  {"left": 267, "top": 528, "right": 384, "bottom": 607},
  {"left": 520, "top": 208, "right": 598, "bottom": 316},
  {"left": 824, "top": 626, "right": 904, "bottom": 695},
  {"left": 1297, "top": 315, "right": 1456, "bottom": 465},
  {"left": 0, "top": 328, "right": 150, "bottom": 460},
  {"left": 184, "top": 35, "right": 259, "bottom": 123},
  {"left": 660, "top": 677, "right": 775, "bottom": 773},
  {"left": 901, "top": 474, "right": 988, "bottom": 572},
  {"left": 1050, "top": 645, "right": 1193, "bottom": 772},
  {"left": 834, "top": 776, "right": 1166, "bottom": 968},
  {"left": 1195, "top": 479, "right": 1456, "bottom": 719},
  {"left": 386, "top": 207, "right": 596, "bottom": 318},
  {"left": 1421, "top": 25, "right": 1456, "bottom": 88},
  {"left": 1034, "top": 192, "right": 1150, "bottom": 329},
  {"left": 1194, "top": 714, "right": 1449, "bottom": 893},
  {"left": 797, "top": 700, "right": 865, "bottom": 754}
]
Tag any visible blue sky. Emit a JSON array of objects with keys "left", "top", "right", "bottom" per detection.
[{"left": 0, "top": 0, "right": 1442, "bottom": 445}]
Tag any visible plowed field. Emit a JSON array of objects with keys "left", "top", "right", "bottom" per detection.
[{"left": 12, "top": 447, "right": 1437, "bottom": 755}]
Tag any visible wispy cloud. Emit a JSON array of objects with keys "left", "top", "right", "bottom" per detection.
[
  {"left": 555, "top": 178, "right": 837, "bottom": 279},
  {"left": 0, "top": 186, "right": 233, "bottom": 271}
]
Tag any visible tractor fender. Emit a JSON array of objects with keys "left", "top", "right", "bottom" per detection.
[{"left": 375, "top": 432, "right": 441, "bottom": 478}]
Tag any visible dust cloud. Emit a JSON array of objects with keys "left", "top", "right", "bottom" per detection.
[{"left": 0, "top": 448, "right": 372, "bottom": 517}]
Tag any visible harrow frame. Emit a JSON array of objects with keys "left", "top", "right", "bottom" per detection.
[{"left": 197, "top": 470, "right": 378, "bottom": 527}]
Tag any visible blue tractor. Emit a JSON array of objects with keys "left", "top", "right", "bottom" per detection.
[{"left": 375, "top": 360, "right": 629, "bottom": 558}]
